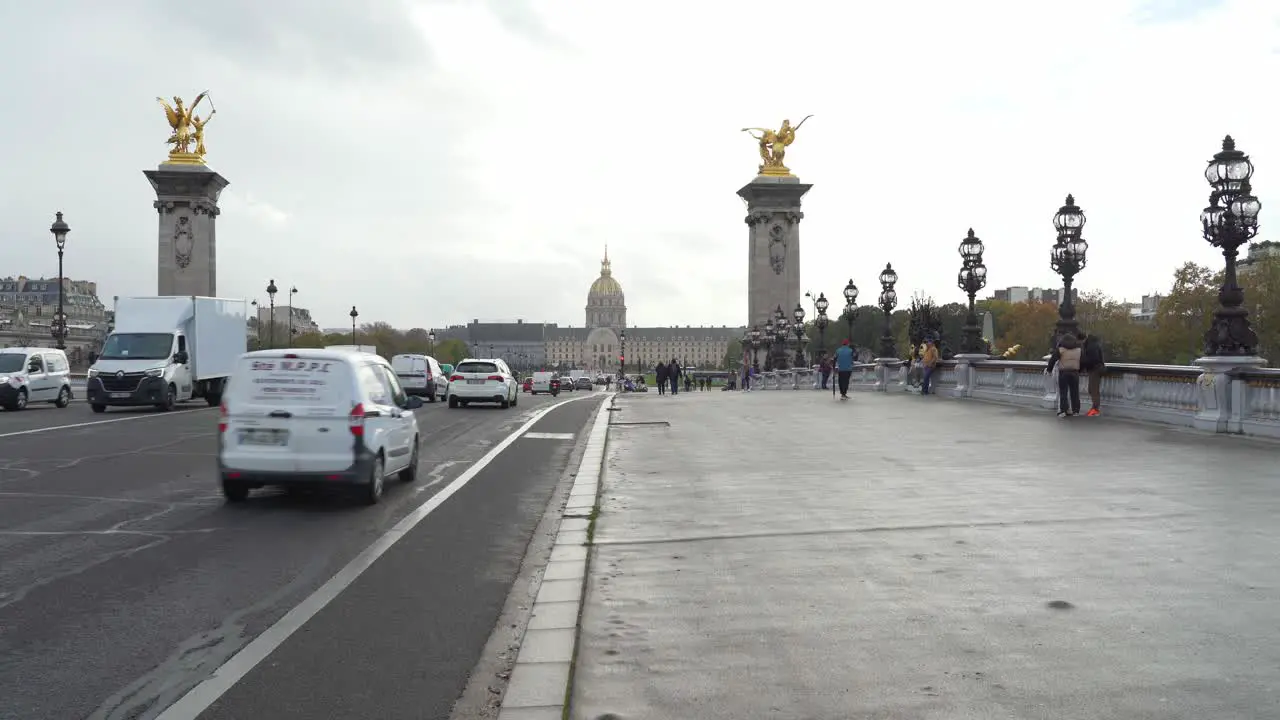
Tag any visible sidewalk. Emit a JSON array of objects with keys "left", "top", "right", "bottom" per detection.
[{"left": 570, "top": 390, "right": 1280, "bottom": 719}]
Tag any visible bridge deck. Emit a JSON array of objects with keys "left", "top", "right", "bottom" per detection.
[{"left": 570, "top": 389, "right": 1280, "bottom": 720}]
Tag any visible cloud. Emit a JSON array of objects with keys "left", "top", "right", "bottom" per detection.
[{"left": 1, "top": 0, "right": 1278, "bottom": 332}]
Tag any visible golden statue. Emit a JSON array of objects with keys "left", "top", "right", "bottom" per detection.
[
  {"left": 157, "top": 92, "right": 213, "bottom": 164},
  {"left": 742, "top": 115, "right": 812, "bottom": 176}
]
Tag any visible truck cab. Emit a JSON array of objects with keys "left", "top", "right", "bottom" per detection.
[{"left": 87, "top": 330, "right": 193, "bottom": 412}]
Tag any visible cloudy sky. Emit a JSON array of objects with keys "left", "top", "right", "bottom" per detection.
[{"left": 1, "top": 0, "right": 1277, "bottom": 330}]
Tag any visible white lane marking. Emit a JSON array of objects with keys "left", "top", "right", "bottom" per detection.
[
  {"left": 154, "top": 392, "right": 605, "bottom": 720},
  {"left": 523, "top": 432, "right": 575, "bottom": 440},
  {"left": 0, "top": 407, "right": 215, "bottom": 440}
]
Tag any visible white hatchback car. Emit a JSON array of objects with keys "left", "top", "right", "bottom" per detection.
[
  {"left": 217, "top": 349, "right": 424, "bottom": 505},
  {"left": 447, "top": 358, "right": 518, "bottom": 409}
]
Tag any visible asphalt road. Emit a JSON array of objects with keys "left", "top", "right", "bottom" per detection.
[{"left": 0, "top": 390, "right": 606, "bottom": 720}]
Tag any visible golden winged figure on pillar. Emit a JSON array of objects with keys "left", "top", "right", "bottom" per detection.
[
  {"left": 157, "top": 92, "right": 215, "bottom": 164},
  {"left": 742, "top": 115, "right": 812, "bottom": 177}
]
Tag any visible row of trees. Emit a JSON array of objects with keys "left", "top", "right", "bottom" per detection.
[{"left": 251, "top": 322, "right": 471, "bottom": 365}]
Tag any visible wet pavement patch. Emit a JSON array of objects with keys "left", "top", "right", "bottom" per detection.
[{"left": 1046, "top": 599, "right": 1076, "bottom": 610}]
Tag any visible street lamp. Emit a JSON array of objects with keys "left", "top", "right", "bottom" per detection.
[
  {"left": 749, "top": 325, "right": 763, "bottom": 370},
  {"left": 266, "top": 279, "right": 278, "bottom": 349},
  {"left": 1201, "top": 135, "right": 1262, "bottom": 356},
  {"left": 619, "top": 328, "right": 627, "bottom": 376},
  {"left": 773, "top": 305, "right": 790, "bottom": 370},
  {"left": 349, "top": 306, "right": 359, "bottom": 344},
  {"left": 1049, "top": 194, "right": 1087, "bottom": 340},
  {"left": 49, "top": 212, "right": 70, "bottom": 350},
  {"left": 428, "top": 330, "right": 436, "bottom": 356},
  {"left": 763, "top": 317, "right": 775, "bottom": 371},
  {"left": 792, "top": 303, "right": 806, "bottom": 367},
  {"left": 288, "top": 285, "right": 298, "bottom": 346},
  {"left": 814, "top": 292, "right": 830, "bottom": 356},
  {"left": 957, "top": 228, "right": 988, "bottom": 354},
  {"left": 877, "top": 263, "right": 898, "bottom": 358},
  {"left": 842, "top": 279, "right": 859, "bottom": 349}
]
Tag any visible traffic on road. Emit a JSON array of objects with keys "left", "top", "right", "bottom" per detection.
[{"left": 0, "top": 375, "right": 607, "bottom": 719}]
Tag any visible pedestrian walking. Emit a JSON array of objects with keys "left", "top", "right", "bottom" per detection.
[
  {"left": 1047, "top": 333, "right": 1083, "bottom": 417},
  {"left": 655, "top": 361, "right": 668, "bottom": 396},
  {"left": 833, "top": 339, "right": 855, "bottom": 400},
  {"left": 818, "top": 352, "right": 832, "bottom": 390},
  {"left": 920, "top": 337, "right": 940, "bottom": 395},
  {"left": 1081, "top": 331, "right": 1105, "bottom": 416},
  {"left": 668, "top": 359, "right": 682, "bottom": 395}
]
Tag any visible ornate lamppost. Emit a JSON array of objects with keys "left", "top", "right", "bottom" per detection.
[
  {"left": 877, "top": 263, "right": 898, "bottom": 358},
  {"left": 792, "top": 303, "right": 806, "bottom": 367},
  {"left": 428, "top": 330, "right": 436, "bottom": 356},
  {"left": 750, "top": 325, "right": 763, "bottom": 370},
  {"left": 265, "top": 279, "right": 278, "bottom": 349},
  {"left": 49, "top": 212, "right": 70, "bottom": 350},
  {"left": 287, "top": 285, "right": 298, "bottom": 346},
  {"left": 349, "top": 306, "right": 359, "bottom": 344},
  {"left": 842, "top": 279, "right": 858, "bottom": 347},
  {"left": 773, "top": 305, "right": 790, "bottom": 370},
  {"left": 763, "top": 316, "right": 775, "bottom": 371},
  {"left": 957, "top": 229, "right": 988, "bottom": 354},
  {"left": 814, "top": 292, "right": 829, "bottom": 356},
  {"left": 1049, "top": 195, "right": 1087, "bottom": 340},
  {"left": 1201, "top": 135, "right": 1262, "bottom": 356},
  {"left": 619, "top": 328, "right": 627, "bottom": 377}
]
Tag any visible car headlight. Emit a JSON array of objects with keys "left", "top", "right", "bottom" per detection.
[
  {"left": 87, "top": 368, "right": 99, "bottom": 378},
  {"left": 144, "top": 368, "right": 165, "bottom": 377}
]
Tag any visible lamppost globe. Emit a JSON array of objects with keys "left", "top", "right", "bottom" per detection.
[
  {"left": 50, "top": 211, "right": 70, "bottom": 251},
  {"left": 266, "top": 280, "right": 277, "bottom": 298},
  {"left": 764, "top": 318, "right": 774, "bottom": 336},
  {"left": 773, "top": 305, "right": 785, "bottom": 324},
  {"left": 750, "top": 326, "right": 762, "bottom": 344},
  {"left": 959, "top": 228, "right": 983, "bottom": 264},
  {"left": 1204, "top": 135, "right": 1253, "bottom": 190},
  {"left": 1053, "top": 194, "right": 1086, "bottom": 234},
  {"left": 793, "top": 303, "right": 805, "bottom": 325},
  {"left": 878, "top": 264, "right": 898, "bottom": 288},
  {"left": 428, "top": 331, "right": 436, "bottom": 343},
  {"left": 815, "top": 292, "right": 830, "bottom": 315},
  {"left": 882, "top": 288, "right": 897, "bottom": 307},
  {"left": 842, "top": 280, "right": 858, "bottom": 307}
]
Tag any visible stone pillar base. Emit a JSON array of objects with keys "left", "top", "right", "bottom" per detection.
[
  {"left": 873, "top": 357, "right": 904, "bottom": 392},
  {"left": 1193, "top": 355, "right": 1266, "bottom": 433},
  {"left": 951, "top": 354, "right": 989, "bottom": 398}
]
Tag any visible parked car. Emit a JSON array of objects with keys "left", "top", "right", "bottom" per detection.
[
  {"left": 217, "top": 348, "right": 424, "bottom": 505},
  {"left": 0, "top": 347, "right": 74, "bottom": 411},
  {"left": 447, "top": 358, "right": 519, "bottom": 409},
  {"left": 391, "top": 353, "right": 447, "bottom": 402}
]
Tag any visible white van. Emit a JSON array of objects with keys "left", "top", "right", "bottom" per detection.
[
  {"left": 390, "top": 354, "right": 447, "bottom": 402},
  {"left": 530, "top": 371, "right": 557, "bottom": 395},
  {"left": 217, "top": 349, "right": 424, "bottom": 505},
  {"left": 0, "top": 347, "right": 74, "bottom": 411}
]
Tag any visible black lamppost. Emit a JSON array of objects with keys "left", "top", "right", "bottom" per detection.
[
  {"left": 265, "top": 279, "right": 278, "bottom": 349},
  {"left": 842, "top": 279, "right": 859, "bottom": 348},
  {"left": 619, "top": 328, "right": 627, "bottom": 376},
  {"left": 428, "top": 330, "right": 436, "bottom": 356},
  {"left": 287, "top": 285, "right": 298, "bottom": 346},
  {"left": 773, "top": 305, "right": 790, "bottom": 370},
  {"left": 349, "top": 306, "right": 359, "bottom": 344},
  {"left": 49, "top": 212, "right": 70, "bottom": 350},
  {"left": 763, "top": 317, "right": 775, "bottom": 371},
  {"left": 1049, "top": 195, "right": 1087, "bottom": 340},
  {"left": 877, "top": 263, "right": 898, "bottom": 358},
  {"left": 1201, "top": 135, "right": 1262, "bottom": 356},
  {"left": 792, "top": 303, "right": 806, "bottom": 367},
  {"left": 750, "top": 326, "right": 763, "bottom": 370},
  {"left": 958, "top": 229, "right": 988, "bottom": 354},
  {"left": 814, "top": 292, "right": 830, "bottom": 356}
]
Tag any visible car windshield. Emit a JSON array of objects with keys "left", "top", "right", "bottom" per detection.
[
  {"left": 0, "top": 355, "right": 27, "bottom": 373},
  {"left": 98, "top": 333, "right": 174, "bottom": 360},
  {"left": 457, "top": 361, "right": 498, "bottom": 374}
]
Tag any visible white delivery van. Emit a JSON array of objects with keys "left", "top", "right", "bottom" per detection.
[
  {"left": 0, "top": 347, "right": 74, "bottom": 411},
  {"left": 217, "top": 348, "right": 424, "bottom": 505},
  {"left": 530, "top": 371, "right": 558, "bottom": 395},
  {"left": 390, "top": 354, "right": 447, "bottom": 402},
  {"left": 86, "top": 296, "right": 247, "bottom": 413}
]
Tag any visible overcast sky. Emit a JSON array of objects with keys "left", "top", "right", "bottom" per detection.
[{"left": 1, "top": 0, "right": 1276, "bottom": 330}]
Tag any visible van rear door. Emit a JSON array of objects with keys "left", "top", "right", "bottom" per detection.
[
  {"left": 223, "top": 356, "right": 355, "bottom": 474},
  {"left": 392, "top": 354, "right": 428, "bottom": 393}
]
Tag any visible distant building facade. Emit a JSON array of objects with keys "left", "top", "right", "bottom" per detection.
[
  {"left": 1241, "top": 240, "right": 1279, "bottom": 276},
  {"left": 989, "top": 286, "right": 1074, "bottom": 304},
  {"left": 461, "top": 250, "right": 744, "bottom": 371},
  {"left": 0, "top": 275, "right": 109, "bottom": 362}
]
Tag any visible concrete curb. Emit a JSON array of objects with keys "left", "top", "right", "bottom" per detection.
[{"left": 496, "top": 394, "right": 613, "bottom": 720}]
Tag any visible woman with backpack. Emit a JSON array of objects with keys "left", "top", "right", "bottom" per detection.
[{"left": 1047, "top": 333, "right": 1083, "bottom": 417}]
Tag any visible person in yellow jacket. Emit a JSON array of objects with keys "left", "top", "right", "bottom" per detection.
[{"left": 920, "top": 337, "right": 940, "bottom": 395}]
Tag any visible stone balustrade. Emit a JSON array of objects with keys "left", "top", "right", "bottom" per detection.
[{"left": 748, "top": 357, "right": 1280, "bottom": 440}]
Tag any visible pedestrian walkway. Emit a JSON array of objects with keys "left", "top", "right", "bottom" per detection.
[{"left": 570, "top": 391, "right": 1280, "bottom": 719}]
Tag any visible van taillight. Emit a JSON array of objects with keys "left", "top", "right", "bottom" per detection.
[
  {"left": 218, "top": 402, "right": 228, "bottom": 433},
  {"left": 284, "top": 353, "right": 298, "bottom": 359},
  {"left": 349, "top": 403, "right": 365, "bottom": 437},
  {"left": 487, "top": 375, "right": 504, "bottom": 381},
  {"left": 450, "top": 374, "right": 464, "bottom": 382}
]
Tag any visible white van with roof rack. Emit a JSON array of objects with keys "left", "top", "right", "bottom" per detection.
[{"left": 217, "top": 348, "right": 424, "bottom": 505}]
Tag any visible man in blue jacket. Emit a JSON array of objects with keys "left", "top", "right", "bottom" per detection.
[{"left": 833, "top": 339, "right": 855, "bottom": 400}]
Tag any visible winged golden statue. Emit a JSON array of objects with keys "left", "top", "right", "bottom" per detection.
[
  {"left": 157, "top": 92, "right": 211, "bottom": 163},
  {"left": 742, "top": 115, "right": 812, "bottom": 176}
]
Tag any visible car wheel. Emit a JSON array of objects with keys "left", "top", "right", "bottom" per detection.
[
  {"left": 399, "top": 440, "right": 419, "bottom": 482},
  {"left": 511, "top": 392, "right": 518, "bottom": 407},
  {"left": 500, "top": 398, "right": 510, "bottom": 409},
  {"left": 158, "top": 384, "right": 176, "bottom": 412},
  {"left": 222, "top": 479, "right": 250, "bottom": 502},
  {"left": 11, "top": 388, "right": 28, "bottom": 411},
  {"left": 54, "top": 386, "right": 71, "bottom": 408},
  {"left": 449, "top": 396, "right": 459, "bottom": 408},
  {"left": 360, "top": 455, "right": 385, "bottom": 505},
  {"left": 426, "top": 383, "right": 437, "bottom": 403},
  {"left": 91, "top": 403, "right": 106, "bottom": 414}
]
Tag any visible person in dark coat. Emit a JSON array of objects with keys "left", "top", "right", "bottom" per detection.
[
  {"left": 668, "top": 359, "right": 682, "bottom": 395},
  {"left": 1080, "top": 332, "right": 1105, "bottom": 416},
  {"left": 1047, "top": 333, "right": 1083, "bottom": 417},
  {"left": 655, "top": 361, "right": 668, "bottom": 395}
]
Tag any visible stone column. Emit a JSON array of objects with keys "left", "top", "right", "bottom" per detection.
[
  {"left": 738, "top": 176, "right": 811, "bottom": 330},
  {"left": 873, "top": 358, "right": 904, "bottom": 392},
  {"left": 144, "top": 163, "right": 230, "bottom": 297},
  {"left": 1193, "top": 354, "right": 1265, "bottom": 433},
  {"left": 951, "top": 354, "right": 988, "bottom": 397}
]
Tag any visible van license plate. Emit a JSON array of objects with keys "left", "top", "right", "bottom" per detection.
[
  {"left": 110, "top": 392, "right": 130, "bottom": 399},
  {"left": 240, "top": 429, "right": 289, "bottom": 446},
  {"left": 467, "top": 379, "right": 484, "bottom": 384}
]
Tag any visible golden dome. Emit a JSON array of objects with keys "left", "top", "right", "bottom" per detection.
[{"left": 588, "top": 246, "right": 624, "bottom": 298}]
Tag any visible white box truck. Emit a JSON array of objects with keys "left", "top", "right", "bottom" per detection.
[{"left": 86, "top": 296, "right": 247, "bottom": 413}]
